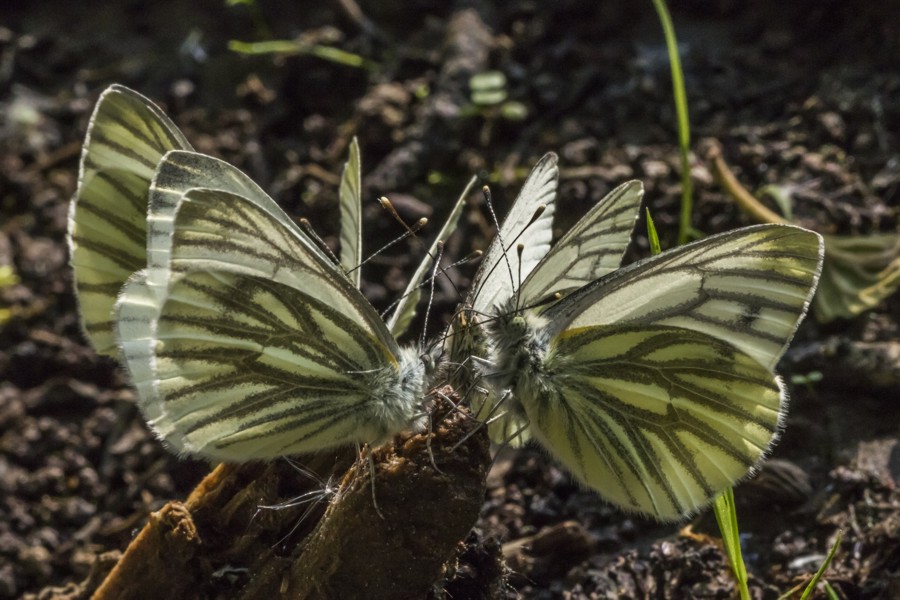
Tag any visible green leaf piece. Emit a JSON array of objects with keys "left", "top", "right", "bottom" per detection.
[{"left": 814, "top": 232, "right": 900, "bottom": 322}]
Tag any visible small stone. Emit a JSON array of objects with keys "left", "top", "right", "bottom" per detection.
[
  {"left": 18, "top": 545, "right": 52, "bottom": 578},
  {"left": 0, "top": 564, "right": 16, "bottom": 598}
]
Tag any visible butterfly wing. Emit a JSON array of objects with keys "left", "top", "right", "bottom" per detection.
[
  {"left": 518, "top": 180, "right": 643, "bottom": 306},
  {"left": 469, "top": 153, "right": 558, "bottom": 314},
  {"left": 116, "top": 188, "right": 423, "bottom": 461},
  {"left": 452, "top": 154, "right": 557, "bottom": 439},
  {"left": 473, "top": 179, "right": 643, "bottom": 446},
  {"left": 145, "top": 150, "right": 334, "bottom": 302},
  {"left": 512, "top": 224, "right": 823, "bottom": 519},
  {"left": 338, "top": 137, "right": 363, "bottom": 288},
  {"left": 118, "top": 269, "right": 420, "bottom": 461},
  {"left": 68, "top": 85, "right": 192, "bottom": 355},
  {"left": 522, "top": 325, "right": 784, "bottom": 519},
  {"left": 545, "top": 224, "right": 825, "bottom": 371}
]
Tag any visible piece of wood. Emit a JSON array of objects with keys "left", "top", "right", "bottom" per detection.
[{"left": 89, "top": 391, "right": 489, "bottom": 599}]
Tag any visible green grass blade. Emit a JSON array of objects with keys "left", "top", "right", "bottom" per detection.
[
  {"left": 228, "top": 40, "right": 377, "bottom": 71},
  {"left": 645, "top": 208, "right": 661, "bottom": 255},
  {"left": 798, "top": 530, "right": 842, "bottom": 600},
  {"left": 713, "top": 487, "right": 750, "bottom": 600},
  {"left": 650, "top": 0, "right": 694, "bottom": 245}
]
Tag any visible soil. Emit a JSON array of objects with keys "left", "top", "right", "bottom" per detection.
[{"left": 1, "top": 0, "right": 899, "bottom": 598}]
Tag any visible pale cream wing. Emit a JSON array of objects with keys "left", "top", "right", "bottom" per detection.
[
  {"left": 68, "top": 85, "right": 191, "bottom": 354},
  {"left": 470, "top": 153, "right": 558, "bottom": 313},
  {"left": 338, "top": 137, "right": 363, "bottom": 288},
  {"left": 519, "top": 180, "right": 643, "bottom": 306},
  {"left": 546, "top": 225, "right": 824, "bottom": 371},
  {"left": 116, "top": 268, "right": 418, "bottom": 461},
  {"left": 521, "top": 325, "right": 784, "bottom": 520}
]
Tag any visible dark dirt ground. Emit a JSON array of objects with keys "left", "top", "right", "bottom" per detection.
[{"left": 2, "top": 0, "right": 899, "bottom": 598}]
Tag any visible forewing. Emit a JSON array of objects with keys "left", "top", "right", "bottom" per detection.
[
  {"left": 524, "top": 325, "right": 784, "bottom": 520},
  {"left": 471, "top": 153, "right": 558, "bottom": 313},
  {"left": 116, "top": 269, "right": 400, "bottom": 461},
  {"left": 145, "top": 150, "right": 333, "bottom": 301},
  {"left": 546, "top": 225, "right": 824, "bottom": 371},
  {"left": 338, "top": 137, "right": 363, "bottom": 287},
  {"left": 387, "top": 176, "right": 475, "bottom": 337},
  {"left": 68, "top": 85, "right": 192, "bottom": 355},
  {"left": 165, "top": 187, "right": 399, "bottom": 355},
  {"left": 520, "top": 180, "right": 643, "bottom": 306}
]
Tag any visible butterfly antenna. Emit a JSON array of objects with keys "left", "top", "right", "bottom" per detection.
[
  {"left": 378, "top": 195, "right": 445, "bottom": 263},
  {"left": 381, "top": 195, "right": 468, "bottom": 299},
  {"left": 351, "top": 216, "right": 429, "bottom": 274},
  {"left": 507, "top": 204, "right": 547, "bottom": 250},
  {"left": 379, "top": 249, "right": 482, "bottom": 320},
  {"left": 379, "top": 196, "right": 420, "bottom": 239},
  {"left": 516, "top": 291, "right": 563, "bottom": 314},
  {"left": 432, "top": 249, "right": 483, "bottom": 307},
  {"left": 515, "top": 243, "right": 525, "bottom": 310},
  {"left": 431, "top": 249, "right": 482, "bottom": 305},
  {"left": 481, "top": 185, "right": 517, "bottom": 300},
  {"left": 299, "top": 218, "right": 342, "bottom": 267},
  {"left": 419, "top": 241, "right": 445, "bottom": 348}
]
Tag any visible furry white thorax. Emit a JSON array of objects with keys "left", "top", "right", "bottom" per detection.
[
  {"left": 486, "top": 298, "right": 554, "bottom": 416},
  {"left": 364, "top": 345, "right": 428, "bottom": 442}
]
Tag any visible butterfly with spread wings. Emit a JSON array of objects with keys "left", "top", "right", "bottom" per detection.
[{"left": 453, "top": 153, "right": 823, "bottom": 519}]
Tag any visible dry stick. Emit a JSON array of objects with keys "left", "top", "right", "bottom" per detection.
[
  {"left": 706, "top": 141, "right": 787, "bottom": 225},
  {"left": 91, "top": 459, "right": 347, "bottom": 600}
]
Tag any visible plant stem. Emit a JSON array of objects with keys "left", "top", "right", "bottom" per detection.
[
  {"left": 651, "top": 0, "right": 694, "bottom": 245},
  {"left": 707, "top": 142, "right": 787, "bottom": 225},
  {"left": 713, "top": 487, "right": 751, "bottom": 600}
]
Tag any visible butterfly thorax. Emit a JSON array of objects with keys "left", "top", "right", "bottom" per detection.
[
  {"left": 364, "top": 346, "right": 427, "bottom": 443},
  {"left": 487, "top": 300, "right": 552, "bottom": 404}
]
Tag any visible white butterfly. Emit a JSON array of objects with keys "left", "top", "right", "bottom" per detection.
[
  {"left": 68, "top": 85, "right": 459, "bottom": 461},
  {"left": 455, "top": 154, "right": 824, "bottom": 520},
  {"left": 449, "top": 153, "right": 644, "bottom": 444}
]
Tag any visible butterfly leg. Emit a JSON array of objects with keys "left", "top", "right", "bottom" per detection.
[
  {"left": 423, "top": 408, "right": 445, "bottom": 475},
  {"left": 366, "top": 449, "right": 386, "bottom": 520}
]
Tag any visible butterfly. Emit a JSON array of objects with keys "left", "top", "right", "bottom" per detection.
[
  {"left": 68, "top": 85, "right": 461, "bottom": 461},
  {"left": 453, "top": 154, "right": 824, "bottom": 520},
  {"left": 449, "top": 153, "right": 644, "bottom": 445}
]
